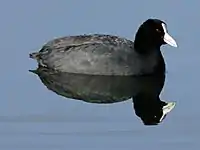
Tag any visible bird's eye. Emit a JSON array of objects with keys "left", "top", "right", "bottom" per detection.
[{"left": 156, "top": 28, "right": 161, "bottom": 33}]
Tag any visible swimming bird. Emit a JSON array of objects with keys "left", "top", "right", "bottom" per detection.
[{"left": 29, "top": 18, "right": 177, "bottom": 76}]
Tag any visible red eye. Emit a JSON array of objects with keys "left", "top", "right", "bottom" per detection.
[{"left": 156, "top": 29, "right": 161, "bottom": 33}]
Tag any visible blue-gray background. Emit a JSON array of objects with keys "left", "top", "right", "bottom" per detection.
[{"left": 0, "top": 0, "right": 199, "bottom": 149}]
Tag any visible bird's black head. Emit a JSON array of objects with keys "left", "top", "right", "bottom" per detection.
[{"left": 134, "top": 19, "right": 177, "bottom": 53}]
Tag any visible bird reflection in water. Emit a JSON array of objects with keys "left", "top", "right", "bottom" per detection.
[{"left": 30, "top": 66, "right": 175, "bottom": 125}]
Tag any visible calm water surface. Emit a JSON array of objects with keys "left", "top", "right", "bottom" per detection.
[
  {"left": 0, "top": 108, "right": 199, "bottom": 150},
  {"left": 1, "top": 1, "right": 200, "bottom": 150}
]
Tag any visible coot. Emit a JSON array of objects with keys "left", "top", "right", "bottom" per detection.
[{"left": 29, "top": 19, "right": 177, "bottom": 76}]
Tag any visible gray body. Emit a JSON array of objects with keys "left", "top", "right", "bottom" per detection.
[{"left": 31, "top": 34, "right": 162, "bottom": 76}]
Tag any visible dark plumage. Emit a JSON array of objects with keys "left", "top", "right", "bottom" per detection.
[{"left": 30, "top": 19, "right": 177, "bottom": 76}]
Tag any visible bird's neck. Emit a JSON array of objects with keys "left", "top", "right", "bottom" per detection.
[
  {"left": 134, "top": 38, "right": 161, "bottom": 55},
  {"left": 134, "top": 40, "right": 166, "bottom": 75}
]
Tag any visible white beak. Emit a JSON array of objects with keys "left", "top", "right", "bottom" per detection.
[{"left": 162, "top": 23, "right": 178, "bottom": 47}]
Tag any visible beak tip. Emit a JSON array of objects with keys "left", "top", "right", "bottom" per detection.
[
  {"left": 163, "top": 33, "right": 178, "bottom": 48},
  {"left": 173, "top": 43, "right": 178, "bottom": 48}
]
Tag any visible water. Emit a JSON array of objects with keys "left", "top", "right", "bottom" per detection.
[
  {"left": 0, "top": 113, "right": 199, "bottom": 150},
  {"left": 1, "top": 0, "right": 200, "bottom": 149}
]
